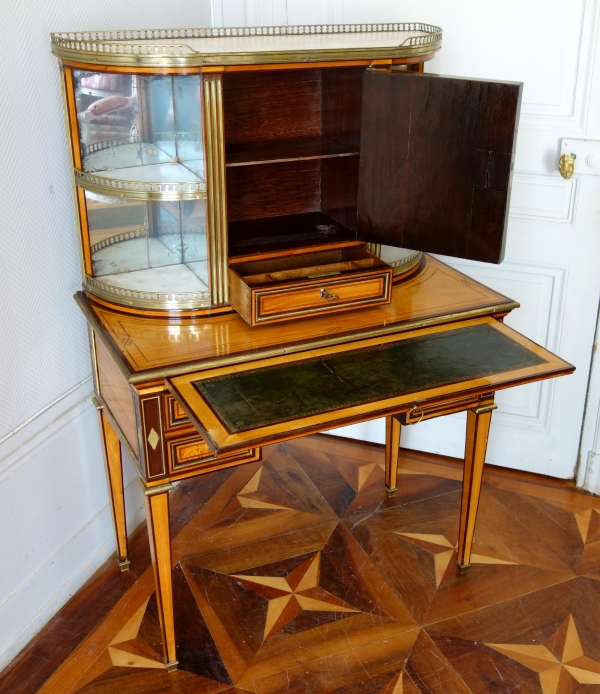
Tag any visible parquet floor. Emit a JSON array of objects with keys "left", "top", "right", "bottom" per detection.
[{"left": 2, "top": 435, "right": 600, "bottom": 694}]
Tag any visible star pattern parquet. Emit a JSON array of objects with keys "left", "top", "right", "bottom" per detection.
[{"left": 3, "top": 434, "right": 600, "bottom": 694}]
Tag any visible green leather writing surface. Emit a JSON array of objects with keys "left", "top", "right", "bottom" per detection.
[{"left": 194, "top": 324, "right": 546, "bottom": 433}]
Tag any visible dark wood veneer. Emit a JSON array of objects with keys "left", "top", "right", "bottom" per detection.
[
  {"left": 226, "top": 160, "right": 321, "bottom": 222},
  {"left": 224, "top": 67, "right": 365, "bottom": 245},
  {"left": 357, "top": 71, "right": 522, "bottom": 264},
  {"left": 141, "top": 396, "right": 166, "bottom": 478},
  {"left": 228, "top": 211, "right": 357, "bottom": 257},
  {"left": 321, "top": 155, "right": 359, "bottom": 232},
  {"left": 322, "top": 66, "right": 363, "bottom": 150},
  {"left": 225, "top": 136, "right": 358, "bottom": 167},
  {"left": 223, "top": 69, "right": 322, "bottom": 145}
]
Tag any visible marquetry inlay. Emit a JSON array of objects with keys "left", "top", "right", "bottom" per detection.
[
  {"left": 147, "top": 428, "right": 159, "bottom": 451},
  {"left": 396, "top": 530, "right": 518, "bottom": 587},
  {"left": 235, "top": 467, "right": 294, "bottom": 511},
  {"left": 19, "top": 437, "right": 600, "bottom": 693},
  {"left": 487, "top": 615, "right": 600, "bottom": 693},
  {"left": 231, "top": 552, "right": 359, "bottom": 641}
]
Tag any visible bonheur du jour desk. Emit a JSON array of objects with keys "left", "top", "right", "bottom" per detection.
[
  {"left": 52, "top": 21, "right": 573, "bottom": 674},
  {"left": 77, "top": 255, "right": 574, "bottom": 671}
]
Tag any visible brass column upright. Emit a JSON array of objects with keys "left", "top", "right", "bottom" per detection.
[{"left": 203, "top": 73, "right": 229, "bottom": 306}]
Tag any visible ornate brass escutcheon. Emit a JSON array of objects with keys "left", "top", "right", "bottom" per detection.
[{"left": 558, "top": 152, "right": 576, "bottom": 179}]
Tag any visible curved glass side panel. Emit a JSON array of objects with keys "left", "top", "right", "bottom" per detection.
[
  {"left": 74, "top": 71, "right": 204, "bottom": 184},
  {"left": 85, "top": 191, "right": 209, "bottom": 305}
]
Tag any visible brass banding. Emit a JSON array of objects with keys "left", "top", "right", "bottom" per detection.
[
  {"left": 84, "top": 275, "right": 212, "bottom": 310},
  {"left": 90, "top": 228, "right": 147, "bottom": 254},
  {"left": 75, "top": 168, "right": 207, "bottom": 202}
]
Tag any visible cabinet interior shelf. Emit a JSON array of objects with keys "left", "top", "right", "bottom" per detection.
[
  {"left": 225, "top": 137, "right": 359, "bottom": 168},
  {"left": 228, "top": 211, "right": 358, "bottom": 258}
]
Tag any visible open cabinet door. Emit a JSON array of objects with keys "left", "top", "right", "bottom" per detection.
[{"left": 357, "top": 70, "right": 522, "bottom": 264}]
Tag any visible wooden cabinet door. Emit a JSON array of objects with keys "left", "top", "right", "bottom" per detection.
[{"left": 357, "top": 70, "right": 522, "bottom": 264}]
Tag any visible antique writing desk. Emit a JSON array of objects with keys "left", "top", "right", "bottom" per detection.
[{"left": 52, "top": 24, "right": 573, "bottom": 671}]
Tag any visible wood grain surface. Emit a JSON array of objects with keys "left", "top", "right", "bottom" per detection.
[
  {"left": 96, "top": 338, "right": 138, "bottom": 452},
  {"left": 357, "top": 71, "right": 522, "bottom": 263},
  {"left": 226, "top": 160, "right": 321, "bottom": 221},
  {"left": 228, "top": 211, "right": 357, "bottom": 257},
  {"left": 223, "top": 70, "right": 322, "bottom": 145},
  {"left": 167, "top": 317, "right": 572, "bottom": 453},
  {"left": 4, "top": 434, "right": 600, "bottom": 694},
  {"left": 81, "top": 255, "right": 518, "bottom": 380},
  {"left": 225, "top": 136, "right": 358, "bottom": 167}
]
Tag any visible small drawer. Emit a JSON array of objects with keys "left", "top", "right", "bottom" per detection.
[
  {"left": 229, "top": 247, "right": 393, "bottom": 326},
  {"left": 167, "top": 433, "right": 260, "bottom": 473},
  {"left": 398, "top": 394, "right": 494, "bottom": 425},
  {"left": 163, "top": 393, "right": 195, "bottom": 436}
]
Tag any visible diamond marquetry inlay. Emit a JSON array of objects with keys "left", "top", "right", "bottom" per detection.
[{"left": 147, "top": 428, "right": 159, "bottom": 451}]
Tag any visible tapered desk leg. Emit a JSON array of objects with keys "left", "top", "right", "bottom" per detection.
[
  {"left": 142, "top": 482, "right": 178, "bottom": 672},
  {"left": 96, "top": 406, "right": 130, "bottom": 572},
  {"left": 457, "top": 403, "right": 497, "bottom": 573},
  {"left": 385, "top": 415, "right": 402, "bottom": 497}
]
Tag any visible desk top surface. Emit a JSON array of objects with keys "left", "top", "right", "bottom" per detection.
[
  {"left": 168, "top": 317, "right": 573, "bottom": 452},
  {"left": 195, "top": 323, "right": 546, "bottom": 433},
  {"left": 79, "top": 255, "right": 518, "bottom": 383}
]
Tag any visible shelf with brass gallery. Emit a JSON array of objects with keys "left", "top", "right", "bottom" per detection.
[
  {"left": 81, "top": 254, "right": 574, "bottom": 672},
  {"left": 51, "top": 23, "right": 443, "bottom": 68}
]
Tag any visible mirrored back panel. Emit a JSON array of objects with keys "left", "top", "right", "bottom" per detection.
[{"left": 75, "top": 71, "right": 204, "bottom": 182}]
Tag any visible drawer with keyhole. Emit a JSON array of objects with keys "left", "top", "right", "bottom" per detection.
[{"left": 228, "top": 246, "right": 393, "bottom": 325}]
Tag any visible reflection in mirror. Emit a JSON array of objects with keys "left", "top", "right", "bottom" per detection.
[
  {"left": 86, "top": 192, "right": 208, "bottom": 294},
  {"left": 74, "top": 71, "right": 204, "bottom": 183}
]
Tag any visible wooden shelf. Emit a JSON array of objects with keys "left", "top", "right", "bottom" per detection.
[
  {"left": 228, "top": 211, "right": 358, "bottom": 258},
  {"left": 225, "top": 137, "right": 358, "bottom": 168}
]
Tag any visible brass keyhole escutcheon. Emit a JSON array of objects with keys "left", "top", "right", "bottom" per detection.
[
  {"left": 558, "top": 152, "right": 576, "bottom": 179},
  {"left": 320, "top": 288, "right": 339, "bottom": 301}
]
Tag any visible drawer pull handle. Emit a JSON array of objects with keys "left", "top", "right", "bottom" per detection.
[
  {"left": 409, "top": 405, "right": 424, "bottom": 424},
  {"left": 320, "top": 288, "right": 339, "bottom": 301}
]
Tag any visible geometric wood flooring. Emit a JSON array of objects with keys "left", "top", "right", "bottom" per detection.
[{"left": 2, "top": 434, "right": 600, "bottom": 694}]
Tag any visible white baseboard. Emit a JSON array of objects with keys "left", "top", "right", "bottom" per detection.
[{"left": 0, "top": 380, "right": 145, "bottom": 672}]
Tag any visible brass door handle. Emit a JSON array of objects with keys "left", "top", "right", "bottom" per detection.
[
  {"left": 320, "top": 288, "right": 339, "bottom": 301},
  {"left": 559, "top": 152, "right": 576, "bottom": 179}
]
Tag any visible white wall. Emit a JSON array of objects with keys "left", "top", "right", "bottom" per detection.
[
  {"left": 0, "top": 381, "right": 144, "bottom": 669},
  {"left": 0, "top": 0, "right": 212, "bottom": 672}
]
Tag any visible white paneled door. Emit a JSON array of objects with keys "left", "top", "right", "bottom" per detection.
[{"left": 211, "top": 0, "right": 600, "bottom": 479}]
